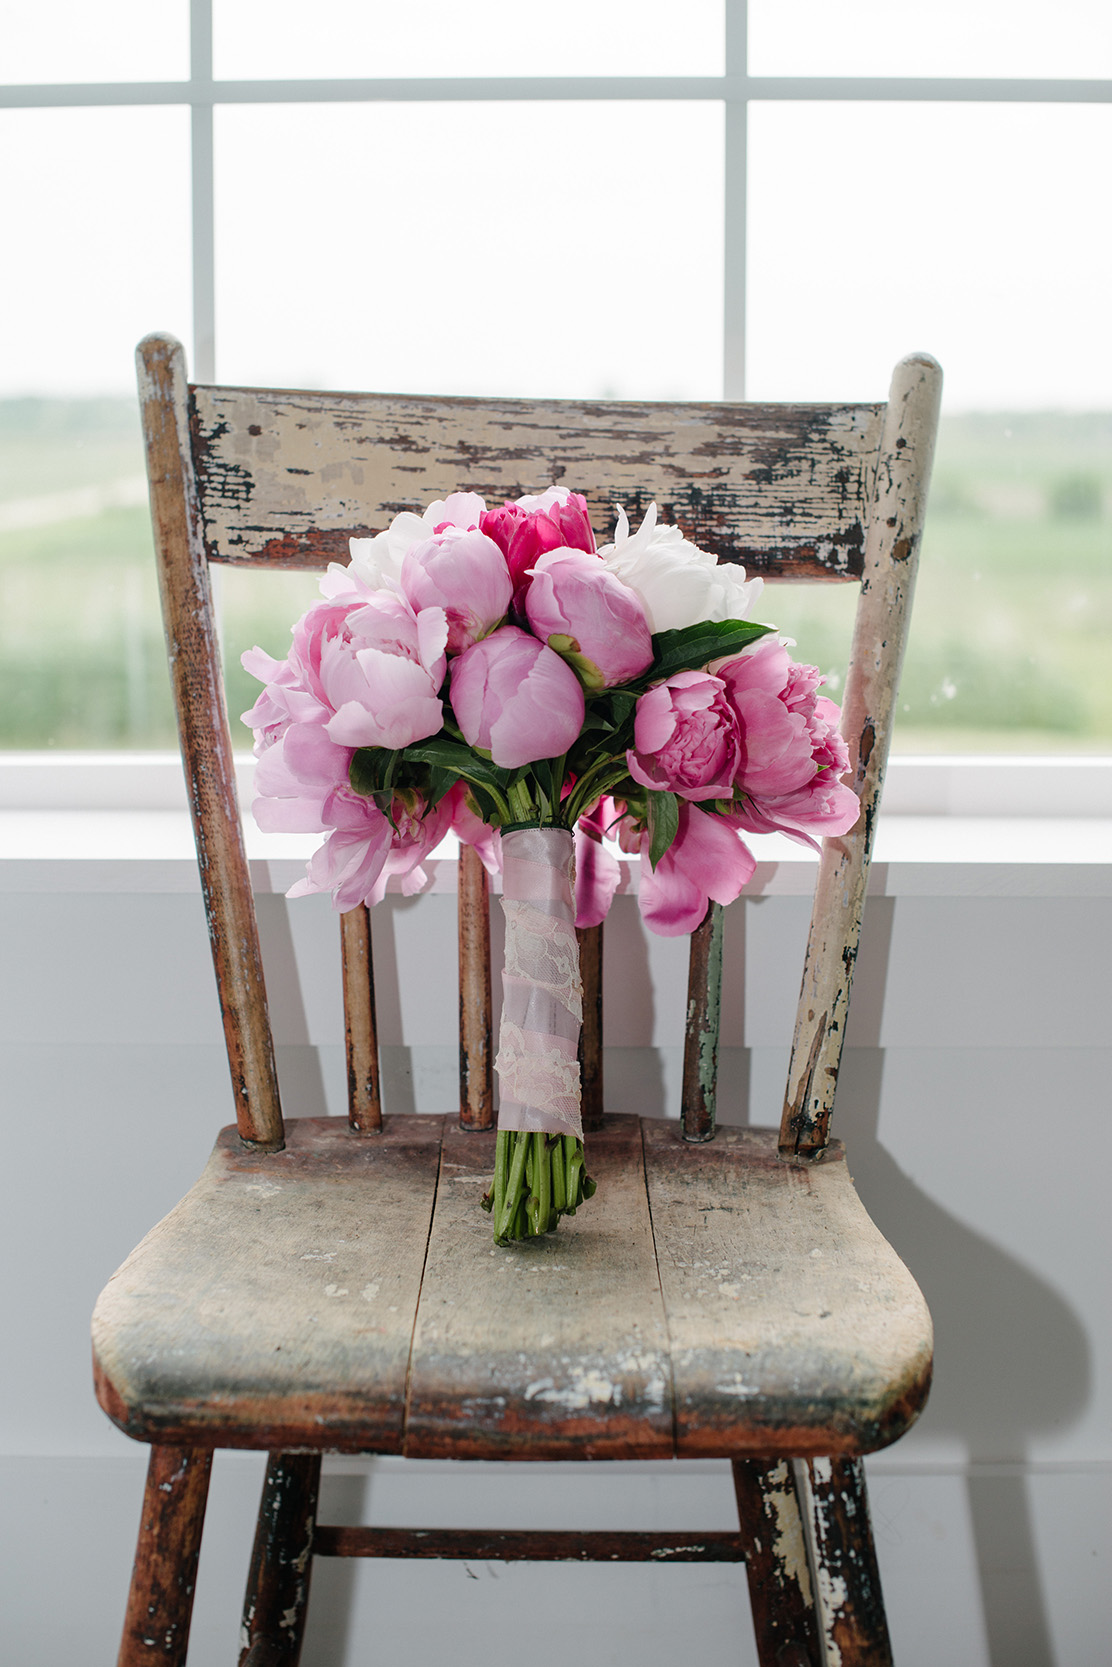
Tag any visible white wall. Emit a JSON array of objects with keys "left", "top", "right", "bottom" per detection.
[{"left": 1, "top": 809, "right": 1109, "bottom": 1666}]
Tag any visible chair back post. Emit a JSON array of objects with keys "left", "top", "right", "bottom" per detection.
[
  {"left": 137, "top": 332, "right": 285, "bottom": 1152},
  {"left": 780, "top": 353, "right": 942, "bottom": 1158}
]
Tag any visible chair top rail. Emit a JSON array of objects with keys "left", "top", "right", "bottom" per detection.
[{"left": 189, "top": 382, "right": 884, "bottom": 581}]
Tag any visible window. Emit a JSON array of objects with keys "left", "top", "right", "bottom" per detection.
[{"left": 2, "top": 1, "right": 1109, "bottom": 761}]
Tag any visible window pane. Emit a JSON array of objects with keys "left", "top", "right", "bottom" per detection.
[
  {"left": 0, "top": 1, "right": 189, "bottom": 83},
  {"left": 214, "top": 0, "right": 724, "bottom": 79},
  {"left": 748, "top": 103, "right": 1112, "bottom": 754},
  {"left": 214, "top": 102, "right": 724, "bottom": 400},
  {"left": 749, "top": 0, "right": 1112, "bottom": 78},
  {"left": 0, "top": 109, "right": 192, "bottom": 748}
]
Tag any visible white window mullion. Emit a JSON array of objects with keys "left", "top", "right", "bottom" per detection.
[
  {"left": 190, "top": 0, "right": 215, "bottom": 381},
  {"left": 724, "top": 0, "right": 748, "bottom": 399}
]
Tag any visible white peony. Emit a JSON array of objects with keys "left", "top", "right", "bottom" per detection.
[
  {"left": 334, "top": 492, "right": 488, "bottom": 598},
  {"left": 597, "top": 502, "right": 763, "bottom": 634}
]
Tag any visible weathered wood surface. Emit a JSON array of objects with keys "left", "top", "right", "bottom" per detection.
[
  {"left": 681, "top": 902, "right": 723, "bottom": 1142},
  {"left": 312, "top": 1527, "right": 746, "bottom": 1562},
  {"left": 457, "top": 845, "right": 494, "bottom": 1130},
  {"left": 404, "top": 1117, "right": 673, "bottom": 1459},
  {"left": 190, "top": 379, "right": 883, "bottom": 579},
  {"left": 117, "top": 1445, "right": 212, "bottom": 1667},
  {"left": 239, "top": 1452, "right": 321, "bottom": 1667},
  {"left": 93, "top": 1117, "right": 441, "bottom": 1453},
  {"left": 781, "top": 353, "right": 942, "bottom": 1156},
  {"left": 733, "top": 1459, "right": 820, "bottom": 1667},
  {"left": 804, "top": 1456, "right": 893, "bottom": 1666},
  {"left": 577, "top": 922, "right": 605, "bottom": 1132},
  {"left": 137, "top": 333, "right": 284, "bottom": 1151},
  {"left": 340, "top": 906, "right": 381, "bottom": 1131},
  {"left": 643, "top": 1123, "right": 933, "bottom": 1457}
]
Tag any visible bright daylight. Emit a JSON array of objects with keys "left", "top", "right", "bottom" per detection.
[{"left": 1, "top": 5, "right": 1109, "bottom": 1667}]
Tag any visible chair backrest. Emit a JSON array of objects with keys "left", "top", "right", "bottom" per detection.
[{"left": 137, "top": 334, "right": 941, "bottom": 1159}]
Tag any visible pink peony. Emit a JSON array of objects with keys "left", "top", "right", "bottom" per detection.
[
  {"left": 633, "top": 803, "right": 757, "bottom": 937},
  {"left": 366, "top": 790, "right": 458, "bottom": 904},
  {"left": 525, "top": 549, "right": 653, "bottom": 689},
  {"left": 720, "top": 640, "right": 859, "bottom": 841},
  {"left": 480, "top": 486, "right": 596, "bottom": 612},
  {"left": 399, "top": 526, "right": 512, "bottom": 655},
  {"left": 627, "top": 671, "right": 741, "bottom": 801},
  {"left": 251, "top": 721, "right": 353, "bottom": 833},
  {"left": 287, "top": 784, "right": 395, "bottom": 912},
  {"left": 719, "top": 639, "right": 824, "bottom": 799},
  {"left": 445, "top": 781, "right": 503, "bottom": 879},
  {"left": 314, "top": 592, "right": 448, "bottom": 751},
  {"left": 573, "top": 796, "right": 623, "bottom": 928},
  {"left": 449, "top": 625, "right": 585, "bottom": 769}
]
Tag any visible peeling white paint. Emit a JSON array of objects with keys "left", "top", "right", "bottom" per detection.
[
  {"left": 323, "top": 1284, "right": 349, "bottom": 1298},
  {"left": 361, "top": 1282, "right": 380, "bottom": 1303}
]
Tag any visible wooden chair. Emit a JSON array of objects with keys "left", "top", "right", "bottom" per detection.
[{"left": 94, "top": 334, "right": 941, "bottom": 1666}]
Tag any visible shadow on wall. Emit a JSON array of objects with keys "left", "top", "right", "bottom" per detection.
[{"left": 832, "top": 903, "right": 1091, "bottom": 1667}]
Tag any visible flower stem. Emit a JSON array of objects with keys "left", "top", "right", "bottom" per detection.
[{"left": 491, "top": 1129, "right": 594, "bottom": 1243}]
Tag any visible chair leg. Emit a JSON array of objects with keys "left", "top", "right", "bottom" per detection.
[
  {"left": 802, "top": 1457, "right": 893, "bottom": 1667},
  {"left": 733, "top": 1459, "right": 821, "bottom": 1667},
  {"left": 117, "top": 1445, "right": 213, "bottom": 1667},
  {"left": 239, "top": 1451, "right": 322, "bottom": 1667}
]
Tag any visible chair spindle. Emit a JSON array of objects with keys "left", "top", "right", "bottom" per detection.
[
  {"left": 681, "top": 902, "right": 724, "bottom": 1142},
  {"left": 577, "top": 923, "right": 605, "bottom": 1132},
  {"left": 458, "top": 845, "right": 494, "bottom": 1129},
  {"left": 340, "top": 905, "right": 381, "bottom": 1131}
]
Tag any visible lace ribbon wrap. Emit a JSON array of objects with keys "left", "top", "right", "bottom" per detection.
[{"left": 494, "top": 826, "right": 583, "bottom": 1140}]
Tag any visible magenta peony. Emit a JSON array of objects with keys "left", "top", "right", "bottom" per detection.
[
  {"left": 450, "top": 625, "right": 585, "bottom": 769},
  {"left": 720, "top": 640, "right": 859, "bottom": 841},
  {"left": 480, "top": 486, "right": 596, "bottom": 611},
  {"left": 525, "top": 548, "right": 653, "bottom": 689},
  {"left": 630, "top": 803, "right": 757, "bottom": 937},
  {"left": 626, "top": 671, "right": 741, "bottom": 801}
]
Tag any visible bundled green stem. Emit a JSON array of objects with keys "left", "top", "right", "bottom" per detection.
[{"left": 481, "top": 1131, "right": 597, "bottom": 1244}]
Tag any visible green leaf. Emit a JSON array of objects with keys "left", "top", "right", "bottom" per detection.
[
  {"left": 646, "top": 618, "right": 775, "bottom": 684},
  {"left": 349, "top": 747, "right": 400, "bottom": 798},
  {"left": 646, "top": 790, "right": 680, "bottom": 869},
  {"left": 404, "top": 736, "right": 509, "bottom": 794}
]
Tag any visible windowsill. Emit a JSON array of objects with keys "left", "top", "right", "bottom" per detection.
[
  {"left": 1, "top": 753, "right": 1108, "bottom": 899},
  {"left": 2, "top": 810, "right": 1108, "bottom": 898},
  {"left": 2, "top": 751, "right": 1111, "bottom": 816}
]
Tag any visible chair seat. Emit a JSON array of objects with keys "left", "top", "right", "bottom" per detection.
[{"left": 93, "top": 1115, "right": 931, "bottom": 1462}]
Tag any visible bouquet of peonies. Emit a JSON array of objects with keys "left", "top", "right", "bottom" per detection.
[{"left": 242, "top": 486, "right": 860, "bottom": 1242}]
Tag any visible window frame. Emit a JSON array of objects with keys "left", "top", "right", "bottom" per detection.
[{"left": 2, "top": 0, "right": 1110, "bottom": 804}]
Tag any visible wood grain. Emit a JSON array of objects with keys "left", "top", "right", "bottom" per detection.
[
  {"left": 312, "top": 1527, "right": 746, "bottom": 1562},
  {"left": 93, "top": 1117, "right": 442, "bottom": 1453},
  {"left": 457, "top": 845, "right": 494, "bottom": 1130},
  {"left": 643, "top": 1123, "right": 933, "bottom": 1458},
  {"left": 781, "top": 354, "right": 943, "bottom": 1156},
  {"left": 239, "top": 1452, "right": 321, "bottom": 1667},
  {"left": 681, "top": 903, "right": 723, "bottom": 1142},
  {"left": 804, "top": 1457, "right": 893, "bottom": 1666},
  {"left": 117, "top": 1445, "right": 212, "bottom": 1667},
  {"left": 405, "top": 1117, "right": 672, "bottom": 1460},
  {"left": 733, "top": 1459, "right": 820, "bottom": 1667},
  {"left": 340, "top": 906, "right": 381, "bottom": 1131},
  {"left": 190, "top": 383, "right": 883, "bottom": 579},
  {"left": 577, "top": 922, "right": 604, "bottom": 1133},
  {"left": 137, "top": 333, "right": 284, "bottom": 1150}
]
